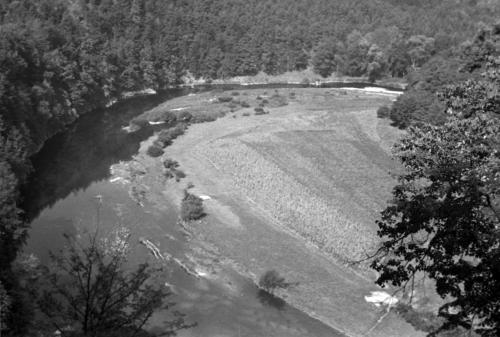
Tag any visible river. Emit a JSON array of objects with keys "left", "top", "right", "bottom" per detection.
[{"left": 22, "top": 83, "right": 400, "bottom": 337}]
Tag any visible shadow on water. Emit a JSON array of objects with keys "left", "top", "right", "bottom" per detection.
[
  {"left": 20, "top": 89, "right": 190, "bottom": 222},
  {"left": 257, "top": 289, "right": 287, "bottom": 311},
  {"left": 26, "top": 216, "right": 77, "bottom": 263}
]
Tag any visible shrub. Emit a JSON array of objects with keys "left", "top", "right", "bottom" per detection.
[
  {"left": 157, "top": 124, "right": 186, "bottom": 147},
  {"left": 240, "top": 101, "right": 250, "bottom": 108},
  {"left": 172, "top": 169, "right": 186, "bottom": 182},
  {"left": 180, "top": 191, "right": 205, "bottom": 221},
  {"left": 163, "top": 158, "right": 179, "bottom": 169},
  {"left": 269, "top": 94, "right": 288, "bottom": 107},
  {"left": 254, "top": 107, "right": 268, "bottom": 115},
  {"left": 259, "top": 270, "right": 289, "bottom": 293},
  {"left": 231, "top": 91, "right": 240, "bottom": 96},
  {"left": 152, "top": 139, "right": 164, "bottom": 148},
  {"left": 146, "top": 144, "right": 164, "bottom": 157},
  {"left": 148, "top": 110, "right": 176, "bottom": 124},
  {"left": 177, "top": 111, "right": 193, "bottom": 122},
  {"left": 377, "top": 105, "right": 391, "bottom": 119},
  {"left": 289, "top": 92, "right": 296, "bottom": 98},
  {"left": 262, "top": 99, "right": 269, "bottom": 104},
  {"left": 192, "top": 114, "right": 218, "bottom": 123},
  {"left": 228, "top": 102, "right": 238, "bottom": 110},
  {"left": 242, "top": 112, "right": 250, "bottom": 117},
  {"left": 256, "top": 95, "right": 262, "bottom": 100},
  {"left": 217, "top": 96, "right": 233, "bottom": 103},
  {"left": 130, "top": 117, "right": 149, "bottom": 129}
]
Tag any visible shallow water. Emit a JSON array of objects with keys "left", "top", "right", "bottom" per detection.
[{"left": 22, "top": 86, "right": 354, "bottom": 336}]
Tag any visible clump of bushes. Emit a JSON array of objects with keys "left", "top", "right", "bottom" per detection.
[
  {"left": 163, "top": 158, "right": 185, "bottom": 181},
  {"left": 217, "top": 96, "right": 233, "bottom": 103},
  {"left": 177, "top": 111, "right": 193, "bottom": 122},
  {"left": 148, "top": 110, "right": 177, "bottom": 124},
  {"left": 254, "top": 107, "right": 269, "bottom": 115},
  {"left": 242, "top": 112, "right": 251, "bottom": 117},
  {"left": 172, "top": 169, "right": 186, "bottom": 181},
  {"left": 269, "top": 93, "right": 288, "bottom": 107},
  {"left": 259, "top": 270, "right": 289, "bottom": 294},
  {"left": 163, "top": 158, "right": 179, "bottom": 169},
  {"left": 180, "top": 191, "right": 205, "bottom": 221},
  {"left": 289, "top": 92, "right": 296, "bottom": 98},
  {"left": 147, "top": 144, "right": 164, "bottom": 157},
  {"left": 130, "top": 117, "right": 149, "bottom": 129},
  {"left": 192, "top": 114, "right": 218, "bottom": 123},
  {"left": 157, "top": 124, "right": 187, "bottom": 147},
  {"left": 231, "top": 91, "right": 240, "bottom": 96},
  {"left": 262, "top": 99, "right": 269, "bottom": 104},
  {"left": 256, "top": 95, "right": 262, "bottom": 100},
  {"left": 377, "top": 105, "right": 391, "bottom": 119},
  {"left": 240, "top": 101, "right": 250, "bottom": 108}
]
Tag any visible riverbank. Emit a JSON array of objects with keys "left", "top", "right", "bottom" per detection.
[
  {"left": 180, "top": 69, "right": 407, "bottom": 90},
  {"left": 115, "top": 87, "right": 423, "bottom": 337}
]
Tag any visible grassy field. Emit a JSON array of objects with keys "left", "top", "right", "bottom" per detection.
[{"left": 132, "top": 87, "right": 422, "bottom": 336}]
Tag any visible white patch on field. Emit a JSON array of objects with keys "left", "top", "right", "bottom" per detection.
[
  {"left": 195, "top": 268, "right": 208, "bottom": 277},
  {"left": 199, "top": 195, "right": 211, "bottom": 200},
  {"left": 171, "top": 107, "right": 188, "bottom": 111},
  {"left": 342, "top": 87, "right": 402, "bottom": 96},
  {"left": 364, "top": 291, "right": 398, "bottom": 307},
  {"left": 149, "top": 120, "right": 165, "bottom": 125}
]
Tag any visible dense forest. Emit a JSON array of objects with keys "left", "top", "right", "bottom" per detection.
[{"left": 1, "top": 0, "right": 500, "bottom": 335}]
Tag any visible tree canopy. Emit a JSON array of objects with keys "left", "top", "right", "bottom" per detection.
[{"left": 372, "top": 24, "right": 500, "bottom": 336}]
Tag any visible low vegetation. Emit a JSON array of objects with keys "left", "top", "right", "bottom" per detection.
[
  {"left": 259, "top": 270, "right": 290, "bottom": 294},
  {"left": 217, "top": 96, "right": 233, "bottom": 103},
  {"left": 163, "top": 158, "right": 186, "bottom": 181},
  {"left": 156, "top": 124, "right": 187, "bottom": 148},
  {"left": 180, "top": 191, "right": 205, "bottom": 221},
  {"left": 254, "top": 107, "right": 269, "bottom": 115},
  {"left": 146, "top": 144, "right": 164, "bottom": 157}
]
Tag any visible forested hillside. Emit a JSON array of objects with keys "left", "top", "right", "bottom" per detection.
[{"left": 1, "top": 0, "right": 500, "bottom": 335}]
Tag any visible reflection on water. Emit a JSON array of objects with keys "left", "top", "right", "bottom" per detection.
[
  {"left": 25, "top": 216, "right": 77, "bottom": 264},
  {"left": 257, "top": 289, "right": 286, "bottom": 311}
]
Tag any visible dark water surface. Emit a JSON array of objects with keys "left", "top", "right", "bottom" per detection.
[{"left": 22, "top": 83, "right": 396, "bottom": 336}]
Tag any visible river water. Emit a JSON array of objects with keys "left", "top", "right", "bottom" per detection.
[{"left": 23, "top": 83, "right": 399, "bottom": 336}]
